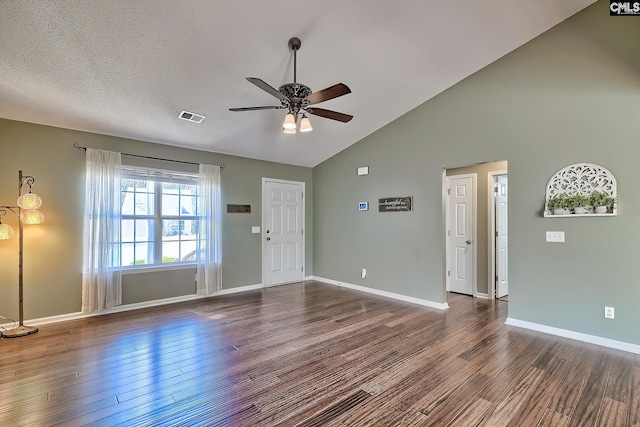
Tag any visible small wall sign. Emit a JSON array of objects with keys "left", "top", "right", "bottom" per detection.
[
  {"left": 379, "top": 196, "right": 412, "bottom": 212},
  {"left": 227, "top": 204, "right": 251, "bottom": 213},
  {"left": 358, "top": 201, "right": 369, "bottom": 211}
]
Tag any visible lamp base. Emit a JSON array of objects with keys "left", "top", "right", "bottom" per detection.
[{"left": 2, "top": 325, "right": 38, "bottom": 338}]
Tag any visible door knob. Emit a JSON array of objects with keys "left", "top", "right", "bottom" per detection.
[
  {"left": 266, "top": 237, "right": 271, "bottom": 241},
  {"left": 466, "top": 240, "right": 472, "bottom": 245}
]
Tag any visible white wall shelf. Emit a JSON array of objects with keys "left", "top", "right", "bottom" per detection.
[
  {"left": 544, "top": 163, "right": 617, "bottom": 217},
  {"left": 546, "top": 213, "right": 614, "bottom": 218}
]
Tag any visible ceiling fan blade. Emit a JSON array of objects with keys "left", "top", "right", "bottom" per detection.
[
  {"left": 246, "top": 77, "right": 287, "bottom": 102},
  {"left": 304, "top": 83, "right": 351, "bottom": 105},
  {"left": 306, "top": 107, "right": 353, "bottom": 123},
  {"left": 229, "top": 106, "right": 284, "bottom": 112}
]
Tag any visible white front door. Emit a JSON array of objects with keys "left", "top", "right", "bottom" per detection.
[
  {"left": 447, "top": 175, "right": 475, "bottom": 295},
  {"left": 496, "top": 175, "right": 508, "bottom": 298},
  {"left": 263, "top": 179, "right": 304, "bottom": 286}
]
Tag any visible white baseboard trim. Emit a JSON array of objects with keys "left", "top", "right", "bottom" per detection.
[
  {"left": 1, "top": 283, "right": 264, "bottom": 330},
  {"left": 475, "top": 292, "right": 489, "bottom": 300},
  {"left": 505, "top": 317, "right": 640, "bottom": 355},
  {"left": 311, "top": 276, "right": 449, "bottom": 310}
]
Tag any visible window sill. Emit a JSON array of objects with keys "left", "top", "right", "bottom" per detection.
[{"left": 121, "top": 263, "right": 197, "bottom": 275}]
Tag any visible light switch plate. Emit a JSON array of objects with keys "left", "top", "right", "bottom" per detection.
[
  {"left": 251, "top": 226, "right": 261, "bottom": 234},
  {"left": 357, "top": 166, "right": 369, "bottom": 176},
  {"left": 546, "top": 231, "right": 565, "bottom": 242}
]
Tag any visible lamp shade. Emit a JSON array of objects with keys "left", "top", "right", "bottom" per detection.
[
  {"left": 283, "top": 126, "right": 296, "bottom": 134},
  {"left": 0, "top": 223, "right": 14, "bottom": 239},
  {"left": 299, "top": 115, "right": 312, "bottom": 133},
  {"left": 283, "top": 113, "right": 296, "bottom": 130},
  {"left": 17, "top": 193, "right": 42, "bottom": 210},
  {"left": 17, "top": 192, "right": 42, "bottom": 209},
  {"left": 20, "top": 209, "right": 44, "bottom": 225}
]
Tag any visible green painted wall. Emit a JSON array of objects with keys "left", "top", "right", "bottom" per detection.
[
  {"left": 313, "top": 1, "right": 640, "bottom": 344},
  {"left": 0, "top": 119, "right": 312, "bottom": 319}
]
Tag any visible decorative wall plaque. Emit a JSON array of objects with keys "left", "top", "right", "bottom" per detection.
[
  {"left": 379, "top": 196, "right": 412, "bottom": 212},
  {"left": 544, "top": 163, "right": 617, "bottom": 217},
  {"left": 227, "top": 204, "right": 251, "bottom": 213}
]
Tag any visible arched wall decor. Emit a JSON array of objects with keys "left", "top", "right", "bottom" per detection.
[{"left": 544, "top": 163, "right": 617, "bottom": 217}]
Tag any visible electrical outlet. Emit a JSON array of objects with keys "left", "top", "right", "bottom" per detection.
[
  {"left": 604, "top": 306, "right": 615, "bottom": 319},
  {"left": 361, "top": 268, "right": 367, "bottom": 279}
]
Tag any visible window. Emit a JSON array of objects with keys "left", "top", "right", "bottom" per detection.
[{"left": 121, "top": 167, "right": 200, "bottom": 268}]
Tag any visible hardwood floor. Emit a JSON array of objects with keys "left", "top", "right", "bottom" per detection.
[{"left": 1, "top": 282, "right": 638, "bottom": 426}]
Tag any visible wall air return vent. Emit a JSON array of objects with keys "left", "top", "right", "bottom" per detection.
[{"left": 179, "top": 110, "right": 205, "bottom": 123}]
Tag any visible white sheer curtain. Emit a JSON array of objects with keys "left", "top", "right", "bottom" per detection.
[
  {"left": 81, "top": 148, "right": 122, "bottom": 312},
  {"left": 196, "top": 164, "right": 222, "bottom": 294}
]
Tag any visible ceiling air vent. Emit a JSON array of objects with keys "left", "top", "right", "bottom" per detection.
[{"left": 179, "top": 110, "right": 205, "bottom": 123}]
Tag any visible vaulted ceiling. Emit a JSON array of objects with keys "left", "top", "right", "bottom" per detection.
[{"left": 0, "top": 0, "right": 595, "bottom": 167}]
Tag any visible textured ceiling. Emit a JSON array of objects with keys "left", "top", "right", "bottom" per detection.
[{"left": 0, "top": 0, "right": 595, "bottom": 167}]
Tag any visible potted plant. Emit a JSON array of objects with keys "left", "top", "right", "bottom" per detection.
[
  {"left": 571, "top": 195, "right": 590, "bottom": 214},
  {"left": 589, "top": 191, "right": 615, "bottom": 214},
  {"left": 547, "top": 194, "right": 570, "bottom": 215}
]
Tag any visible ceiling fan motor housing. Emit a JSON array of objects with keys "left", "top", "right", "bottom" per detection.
[{"left": 278, "top": 83, "right": 312, "bottom": 111}]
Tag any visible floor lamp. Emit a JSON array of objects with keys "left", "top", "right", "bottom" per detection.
[{"left": 0, "top": 171, "right": 44, "bottom": 338}]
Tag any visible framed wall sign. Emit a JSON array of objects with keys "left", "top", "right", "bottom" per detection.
[
  {"left": 227, "top": 204, "right": 251, "bottom": 213},
  {"left": 358, "top": 201, "right": 369, "bottom": 211},
  {"left": 379, "top": 196, "right": 412, "bottom": 212}
]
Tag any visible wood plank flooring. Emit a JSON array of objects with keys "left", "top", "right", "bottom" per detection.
[{"left": 0, "top": 282, "right": 637, "bottom": 426}]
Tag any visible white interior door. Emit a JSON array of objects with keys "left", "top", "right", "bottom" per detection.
[
  {"left": 263, "top": 179, "right": 304, "bottom": 287},
  {"left": 447, "top": 175, "right": 475, "bottom": 295},
  {"left": 496, "top": 175, "right": 508, "bottom": 298}
]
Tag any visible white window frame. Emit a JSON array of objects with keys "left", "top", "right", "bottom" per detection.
[{"left": 120, "top": 166, "right": 200, "bottom": 272}]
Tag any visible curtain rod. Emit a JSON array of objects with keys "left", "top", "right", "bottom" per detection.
[{"left": 73, "top": 143, "right": 225, "bottom": 169}]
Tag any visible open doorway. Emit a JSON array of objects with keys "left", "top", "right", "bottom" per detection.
[{"left": 444, "top": 161, "right": 508, "bottom": 301}]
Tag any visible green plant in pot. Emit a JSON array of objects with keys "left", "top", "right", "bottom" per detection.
[
  {"left": 571, "top": 194, "right": 590, "bottom": 214},
  {"left": 547, "top": 194, "right": 570, "bottom": 215},
  {"left": 589, "top": 191, "right": 615, "bottom": 214}
]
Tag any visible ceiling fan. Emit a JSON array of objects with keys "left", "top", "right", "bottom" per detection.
[{"left": 229, "top": 37, "right": 353, "bottom": 134}]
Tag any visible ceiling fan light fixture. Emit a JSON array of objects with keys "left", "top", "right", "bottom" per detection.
[
  {"left": 299, "top": 115, "right": 313, "bottom": 133},
  {"left": 283, "top": 126, "right": 296, "bottom": 134},
  {"left": 283, "top": 113, "right": 296, "bottom": 130}
]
